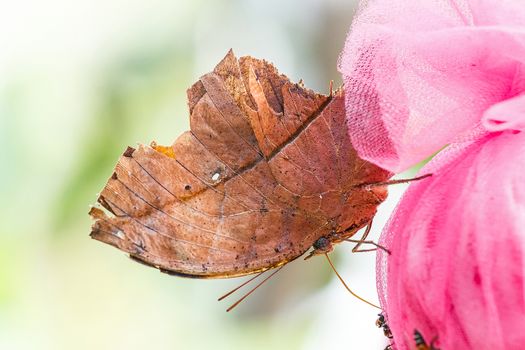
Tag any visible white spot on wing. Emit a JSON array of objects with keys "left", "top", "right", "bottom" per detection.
[{"left": 114, "top": 230, "right": 125, "bottom": 239}]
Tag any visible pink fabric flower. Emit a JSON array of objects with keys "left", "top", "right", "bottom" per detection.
[{"left": 339, "top": 1, "right": 525, "bottom": 349}]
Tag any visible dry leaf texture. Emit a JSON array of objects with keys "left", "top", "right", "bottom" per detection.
[{"left": 89, "top": 50, "right": 391, "bottom": 278}]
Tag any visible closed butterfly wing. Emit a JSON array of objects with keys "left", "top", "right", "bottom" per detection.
[{"left": 89, "top": 50, "right": 391, "bottom": 278}]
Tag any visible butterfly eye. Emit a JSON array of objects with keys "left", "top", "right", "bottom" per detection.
[{"left": 313, "top": 237, "right": 330, "bottom": 250}]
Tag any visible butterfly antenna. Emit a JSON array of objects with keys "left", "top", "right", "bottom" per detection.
[
  {"left": 225, "top": 266, "right": 284, "bottom": 312},
  {"left": 324, "top": 253, "right": 381, "bottom": 310},
  {"left": 218, "top": 270, "right": 266, "bottom": 301}
]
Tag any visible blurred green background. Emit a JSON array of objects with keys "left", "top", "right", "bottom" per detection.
[{"left": 0, "top": 1, "right": 408, "bottom": 349}]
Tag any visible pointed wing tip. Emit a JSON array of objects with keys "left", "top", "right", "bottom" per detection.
[
  {"left": 216, "top": 49, "right": 239, "bottom": 70},
  {"left": 226, "top": 48, "right": 236, "bottom": 58},
  {"left": 123, "top": 146, "right": 136, "bottom": 157}
]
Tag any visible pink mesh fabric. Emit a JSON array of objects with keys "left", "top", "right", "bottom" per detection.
[
  {"left": 339, "top": 0, "right": 525, "bottom": 172},
  {"left": 483, "top": 93, "right": 525, "bottom": 132},
  {"left": 376, "top": 133, "right": 525, "bottom": 349},
  {"left": 339, "top": 1, "right": 525, "bottom": 349}
]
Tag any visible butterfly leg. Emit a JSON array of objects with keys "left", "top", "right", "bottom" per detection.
[
  {"left": 356, "top": 173, "right": 432, "bottom": 190},
  {"left": 345, "top": 220, "right": 391, "bottom": 254}
]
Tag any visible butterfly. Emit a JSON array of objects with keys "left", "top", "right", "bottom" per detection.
[{"left": 89, "top": 51, "right": 428, "bottom": 309}]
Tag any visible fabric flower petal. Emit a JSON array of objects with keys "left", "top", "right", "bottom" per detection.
[
  {"left": 483, "top": 93, "right": 525, "bottom": 132},
  {"left": 376, "top": 131, "right": 525, "bottom": 349},
  {"left": 339, "top": 0, "right": 525, "bottom": 172}
]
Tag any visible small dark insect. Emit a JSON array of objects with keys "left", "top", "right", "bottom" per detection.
[
  {"left": 383, "top": 323, "right": 393, "bottom": 339},
  {"left": 414, "top": 329, "right": 440, "bottom": 350},
  {"left": 376, "top": 313, "right": 393, "bottom": 339},
  {"left": 376, "top": 313, "right": 386, "bottom": 328}
]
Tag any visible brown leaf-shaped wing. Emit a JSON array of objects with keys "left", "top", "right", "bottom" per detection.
[{"left": 89, "top": 50, "right": 391, "bottom": 278}]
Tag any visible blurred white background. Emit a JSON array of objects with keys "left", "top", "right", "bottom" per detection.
[{"left": 0, "top": 0, "right": 415, "bottom": 349}]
